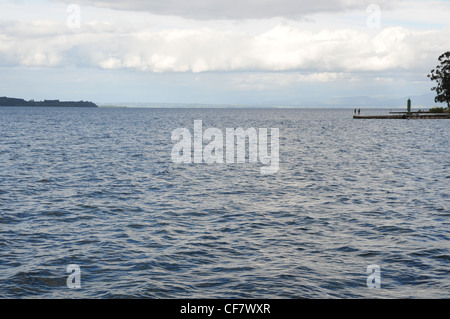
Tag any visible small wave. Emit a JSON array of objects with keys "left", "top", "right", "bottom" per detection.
[
  {"left": 376, "top": 225, "right": 414, "bottom": 234},
  {"left": 37, "top": 178, "right": 52, "bottom": 183},
  {"left": 334, "top": 245, "right": 359, "bottom": 253},
  {"left": 7, "top": 269, "right": 64, "bottom": 294},
  {"left": 127, "top": 223, "right": 147, "bottom": 229},
  {"left": 42, "top": 211, "right": 67, "bottom": 217}
]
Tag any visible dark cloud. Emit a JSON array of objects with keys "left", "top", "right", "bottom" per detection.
[{"left": 58, "top": 0, "right": 397, "bottom": 20}]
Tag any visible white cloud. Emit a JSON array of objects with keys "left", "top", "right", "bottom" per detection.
[
  {"left": 1, "top": 19, "right": 448, "bottom": 76},
  {"left": 2, "top": 0, "right": 449, "bottom": 106}
]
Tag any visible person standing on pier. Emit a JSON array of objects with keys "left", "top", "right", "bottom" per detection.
[{"left": 358, "top": 108, "right": 360, "bottom": 115}]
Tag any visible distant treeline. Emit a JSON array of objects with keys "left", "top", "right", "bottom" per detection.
[{"left": 0, "top": 96, "right": 98, "bottom": 107}]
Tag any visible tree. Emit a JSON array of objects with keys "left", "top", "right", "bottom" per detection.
[{"left": 427, "top": 51, "right": 450, "bottom": 109}]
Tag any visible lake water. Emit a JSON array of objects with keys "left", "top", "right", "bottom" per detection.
[{"left": 0, "top": 107, "right": 449, "bottom": 298}]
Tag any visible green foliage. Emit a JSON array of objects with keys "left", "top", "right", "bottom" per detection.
[
  {"left": 427, "top": 52, "right": 450, "bottom": 108},
  {"left": 429, "top": 107, "right": 445, "bottom": 113}
]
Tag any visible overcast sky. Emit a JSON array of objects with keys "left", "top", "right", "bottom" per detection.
[{"left": 1, "top": 0, "right": 449, "bottom": 107}]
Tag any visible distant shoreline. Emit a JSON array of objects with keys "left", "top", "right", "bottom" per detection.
[{"left": 0, "top": 96, "right": 98, "bottom": 107}]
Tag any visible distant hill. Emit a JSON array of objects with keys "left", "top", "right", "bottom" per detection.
[{"left": 0, "top": 96, "right": 98, "bottom": 107}]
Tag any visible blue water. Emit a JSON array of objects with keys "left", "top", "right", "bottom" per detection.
[{"left": 0, "top": 106, "right": 449, "bottom": 298}]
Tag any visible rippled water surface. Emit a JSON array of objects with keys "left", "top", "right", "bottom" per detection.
[{"left": 0, "top": 107, "right": 449, "bottom": 298}]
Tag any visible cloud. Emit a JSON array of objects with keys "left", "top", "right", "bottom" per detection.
[
  {"left": 58, "top": 0, "right": 401, "bottom": 20},
  {"left": 2, "top": 0, "right": 448, "bottom": 106},
  {"left": 1, "top": 18, "right": 449, "bottom": 76}
]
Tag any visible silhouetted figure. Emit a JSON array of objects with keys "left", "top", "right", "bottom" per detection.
[{"left": 358, "top": 108, "right": 360, "bottom": 115}]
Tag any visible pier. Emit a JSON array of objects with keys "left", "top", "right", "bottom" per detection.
[
  {"left": 353, "top": 113, "right": 450, "bottom": 119},
  {"left": 353, "top": 98, "right": 450, "bottom": 119}
]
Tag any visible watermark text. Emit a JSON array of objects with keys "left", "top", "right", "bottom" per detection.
[
  {"left": 366, "top": 264, "right": 381, "bottom": 289},
  {"left": 171, "top": 120, "right": 279, "bottom": 175}
]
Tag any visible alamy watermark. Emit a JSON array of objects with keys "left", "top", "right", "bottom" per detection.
[
  {"left": 366, "top": 4, "right": 381, "bottom": 29},
  {"left": 366, "top": 264, "right": 381, "bottom": 289},
  {"left": 67, "top": 264, "right": 81, "bottom": 289},
  {"left": 171, "top": 120, "right": 279, "bottom": 175},
  {"left": 67, "top": 4, "right": 81, "bottom": 29}
]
